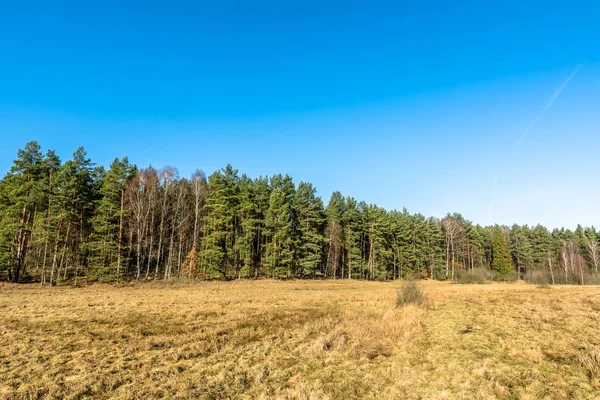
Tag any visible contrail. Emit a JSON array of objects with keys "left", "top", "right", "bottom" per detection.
[
  {"left": 489, "top": 65, "right": 581, "bottom": 223},
  {"left": 516, "top": 65, "right": 581, "bottom": 146}
]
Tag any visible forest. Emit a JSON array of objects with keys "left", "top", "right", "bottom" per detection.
[{"left": 1, "top": 141, "right": 599, "bottom": 285}]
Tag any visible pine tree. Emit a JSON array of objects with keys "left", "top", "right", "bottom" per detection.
[
  {"left": 342, "top": 197, "right": 365, "bottom": 280},
  {"left": 48, "top": 147, "right": 99, "bottom": 284},
  {"left": 509, "top": 224, "right": 533, "bottom": 279},
  {"left": 424, "top": 217, "right": 445, "bottom": 279},
  {"left": 293, "top": 182, "right": 325, "bottom": 277},
  {"left": 2, "top": 141, "right": 45, "bottom": 282},
  {"left": 237, "top": 174, "right": 261, "bottom": 278},
  {"left": 363, "top": 205, "right": 388, "bottom": 280},
  {"left": 31, "top": 149, "right": 62, "bottom": 284},
  {"left": 201, "top": 165, "right": 241, "bottom": 278},
  {"left": 325, "top": 192, "right": 345, "bottom": 278},
  {"left": 265, "top": 174, "right": 296, "bottom": 278},
  {"left": 89, "top": 157, "right": 136, "bottom": 281},
  {"left": 491, "top": 226, "right": 512, "bottom": 277},
  {"left": 2, "top": 140, "right": 599, "bottom": 285},
  {"left": 391, "top": 209, "right": 412, "bottom": 279},
  {"left": 252, "top": 176, "right": 271, "bottom": 277}
]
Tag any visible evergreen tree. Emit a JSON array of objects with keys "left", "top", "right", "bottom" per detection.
[
  {"left": 89, "top": 157, "right": 137, "bottom": 281},
  {"left": 364, "top": 205, "right": 388, "bottom": 280},
  {"left": 201, "top": 165, "right": 241, "bottom": 278},
  {"left": 52, "top": 147, "right": 99, "bottom": 284},
  {"left": 2, "top": 141, "right": 45, "bottom": 282},
  {"left": 31, "top": 149, "right": 62, "bottom": 284},
  {"left": 325, "top": 192, "right": 345, "bottom": 278},
  {"left": 294, "top": 182, "right": 325, "bottom": 277},
  {"left": 1, "top": 140, "right": 598, "bottom": 285},
  {"left": 424, "top": 217, "right": 445, "bottom": 279},
  {"left": 509, "top": 224, "right": 533, "bottom": 279},
  {"left": 491, "top": 226, "right": 512, "bottom": 277},
  {"left": 265, "top": 174, "right": 296, "bottom": 277},
  {"left": 342, "top": 197, "right": 365, "bottom": 280},
  {"left": 236, "top": 174, "right": 262, "bottom": 278}
]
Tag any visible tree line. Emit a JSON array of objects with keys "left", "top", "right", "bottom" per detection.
[{"left": 1, "top": 141, "right": 599, "bottom": 284}]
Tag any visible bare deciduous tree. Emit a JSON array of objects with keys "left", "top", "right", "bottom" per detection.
[
  {"left": 583, "top": 229, "right": 600, "bottom": 273},
  {"left": 191, "top": 170, "right": 207, "bottom": 251},
  {"left": 442, "top": 216, "right": 466, "bottom": 280}
]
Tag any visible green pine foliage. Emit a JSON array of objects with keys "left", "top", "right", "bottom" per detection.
[
  {"left": 294, "top": 182, "right": 325, "bottom": 277},
  {"left": 0, "top": 141, "right": 598, "bottom": 285},
  {"left": 491, "top": 226, "right": 513, "bottom": 277},
  {"left": 88, "top": 157, "right": 136, "bottom": 281},
  {"left": 265, "top": 174, "right": 296, "bottom": 278}
]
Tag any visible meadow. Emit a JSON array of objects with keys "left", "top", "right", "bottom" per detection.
[{"left": 1, "top": 280, "right": 600, "bottom": 399}]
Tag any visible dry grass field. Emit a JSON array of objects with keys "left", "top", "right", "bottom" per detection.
[{"left": 2, "top": 280, "right": 600, "bottom": 399}]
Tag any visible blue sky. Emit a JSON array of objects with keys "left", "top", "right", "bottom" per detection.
[{"left": 1, "top": 1, "right": 599, "bottom": 229}]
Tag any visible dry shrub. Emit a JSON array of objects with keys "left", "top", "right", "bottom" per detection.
[
  {"left": 525, "top": 269, "right": 600, "bottom": 286},
  {"left": 525, "top": 270, "right": 553, "bottom": 285},
  {"left": 487, "top": 270, "right": 518, "bottom": 282},
  {"left": 455, "top": 269, "right": 487, "bottom": 284},
  {"left": 181, "top": 248, "right": 199, "bottom": 278},
  {"left": 579, "top": 343, "right": 600, "bottom": 380},
  {"left": 536, "top": 282, "right": 551, "bottom": 289},
  {"left": 584, "top": 273, "right": 600, "bottom": 285},
  {"left": 396, "top": 280, "right": 428, "bottom": 308}
]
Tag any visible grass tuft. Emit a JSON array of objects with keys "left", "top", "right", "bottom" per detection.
[
  {"left": 314, "top": 330, "right": 349, "bottom": 353},
  {"left": 396, "top": 280, "right": 428, "bottom": 308},
  {"left": 579, "top": 343, "right": 600, "bottom": 381}
]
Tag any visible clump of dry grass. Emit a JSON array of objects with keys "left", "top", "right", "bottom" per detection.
[
  {"left": 396, "top": 280, "right": 428, "bottom": 308},
  {"left": 579, "top": 343, "right": 600, "bottom": 381},
  {"left": 313, "top": 329, "right": 349, "bottom": 353}
]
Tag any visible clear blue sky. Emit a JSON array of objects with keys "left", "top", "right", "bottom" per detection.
[{"left": 1, "top": 1, "right": 599, "bottom": 229}]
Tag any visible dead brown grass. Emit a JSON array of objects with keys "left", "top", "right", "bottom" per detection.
[{"left": 1, "top": 280, "right": 599, "bottom": 399}]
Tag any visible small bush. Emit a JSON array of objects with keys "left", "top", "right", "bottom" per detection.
[
  {"left": 488, "top": 270, "right": 518, "bottom": 282},
  {"left": 536, "top": 282, "right": 551, "bottom": 289},
  {"left": 525, "top": 270, "right": 553, "bottom": 285},
  {"left": 584, "top": 273, "right": 600, "bottom": 285},
  {"left": 455, "top": 269, "right": 487, "bottom": 284},
  {"left": 579, "top": 344, "right": 600, "bottom": 380},
  {"left": 396, "top": 280, "right": 427, "bottom": 308}
]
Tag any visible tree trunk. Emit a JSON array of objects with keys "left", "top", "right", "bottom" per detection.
[
  {"left": 116, "top": 188, "right": 125, "bottom": 281},
  {"left": 50, "top": 220, "right": 63, "bottom": 286},
  {"left": 12, "top": 204, "right": 30, "bottom": 283}
]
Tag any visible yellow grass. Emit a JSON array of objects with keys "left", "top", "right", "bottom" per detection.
[{"left": 1, "top": 280, "right": 600, "bottom": 399}]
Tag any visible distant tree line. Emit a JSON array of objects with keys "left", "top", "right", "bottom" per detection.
[{"left": 1, "top": 141, "right": 599, "bottom": 284}]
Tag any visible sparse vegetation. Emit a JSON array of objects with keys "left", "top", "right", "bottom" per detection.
[
  {"left": 537, "top": 282, "right": 551, "bottom": 289},
  {"left": 579, "top": 344, "right": 600, "bottom": 381},
  {"left": 396, "top": 279, "right": 428, "bottom": 307},
  {"left": 2, "top": 280, "right": 600, "bottom": 399},
  {"left": 524, "top": 269, "right": 600, "bottom": 285},
  {"left": 455, "top": 268, "right": 487, "bottom": 284}
]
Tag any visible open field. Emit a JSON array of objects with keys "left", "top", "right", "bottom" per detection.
[{"left": 2, "top": 280, "right": 600, "bottom": 399}]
